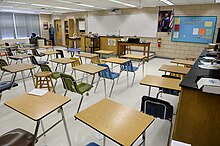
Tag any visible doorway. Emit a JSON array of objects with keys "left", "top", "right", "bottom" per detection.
[{"left": 54, "top": 19, "right": 62, "bottom": 46}]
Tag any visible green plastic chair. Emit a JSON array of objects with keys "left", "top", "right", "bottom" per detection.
[
  {"left": 0, "top": 59, "right": 9, "bottom": 80},
  {"left": 60, "top": 73, "right": 93, "bottom": 114},
  {"left": 39, "top": 64, "right": 61, "bottom": 87}
]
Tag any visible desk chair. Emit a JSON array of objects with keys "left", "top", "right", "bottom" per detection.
[
  {"left": 0, "top": 128, "right": 35, "bottom": 146},
  {"left": 31, "top": 49, "right": 45, "bottom": 58},
  {"left": 39, "top": 64, "right": 61, "bottom": 88},
  {"left": 0, "top": 81, "right": 18, "bottom": 102},
  {"left": 0, "top": 59, "right": 9, "bottom": 80},
  {"left": 70, "top": 57, "right": 82, "bottom": 78},
  {"left": 60, "top": 73, "right": 93, "bottom": 114},
  {"left": 141, "top": 96, "right": 173, "bottom": 146},
  {"left": 157, "top": 75, "right": 181, "bottom": 98},
  {"left": 94, "top": 64, "right": 120, "bottom": 98},
  {"left": 118, "top": 60, "right": 138, "bottom": 86},
  {"left": 56, "top": 49, "right": 64, "bottom": 58},
  {"left": 30, "top": 56, "right": 48, "bottom": 73},
  {"left": 91, "top": 56, "right": 104, "bottom": 64}
]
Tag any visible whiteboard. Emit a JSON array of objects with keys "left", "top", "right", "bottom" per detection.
[{"left": 88, "top": 13, "right": 158, "bottom": 37}]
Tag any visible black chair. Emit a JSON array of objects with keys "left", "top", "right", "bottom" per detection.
[
  {"left": 0, "top": 58, "right": 9, "bottom": 80},
  {"left": 0, "top": 81, "right": 18, "bottom": 102},
  {"left": 0, "top": 128, "right": 35, "bottom": 146},
  {"left": 141, "top": 96, "right": 173, "bottom": 146},
  {"left": 30, "top": 56, "right": 48, "bottom": 73},
  {"left": 31, "top": 49, "right": 45, "bottom": 58},
  {"left": 156, "top": 75, "right": 181, "bottom": 98},
  {"left": 56, "top": 49, "right": 64, "bottom": 58}
]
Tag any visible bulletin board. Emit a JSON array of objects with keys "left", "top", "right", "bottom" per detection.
[{"left": 171, "top": 16, "right": 217, "bottom": 44}]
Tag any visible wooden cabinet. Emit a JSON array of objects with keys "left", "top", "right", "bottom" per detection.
[{"left": 64, "top": 19, "right": 74, "bottom": 47}]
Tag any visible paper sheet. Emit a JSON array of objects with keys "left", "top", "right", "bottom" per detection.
[
  {"left": 173, "top": 32, "right": 179, "bottom": 38},
  {"left": 28, "top": 89, "right": 48, "bottom": 96},
  {"left": 175, "top": 18, "right": 180, "bottom": 25},
  {"left": 193, "top": 28, "right": 199, "bottom": 35},
  {"left": 205, "top": 21, "right": 213, "bottom": 27}
]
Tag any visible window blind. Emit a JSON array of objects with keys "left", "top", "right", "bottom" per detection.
[{"left": 0, "top": 12, "right": 15, "bottom": 39}]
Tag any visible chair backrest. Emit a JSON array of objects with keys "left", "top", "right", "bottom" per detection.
[
  {"left": 97, "top": 64, "right": 113, "bottom": 79},
  {"left": 5, "top": 48, "right": 13, "bottom": 56},
  {"left": 39, "top": 64, "right": 52, "bottom": 72},
  {"left": 56, "top": 49, "right": 64, "bottom": 58},
  {"left": 60, "top": 73, "right": 79, "bottom": 93},
  {"left": 91, "top": 56, "right": 100, "bottom": 64},
  {"left": 29, "top": 56, "right": 38, "bottom": 65},
  {"left": 0, "top": 59, "right": 8, "bottom": 71},
  {"left": 5, "top": 43, "right": 9, "bottom": 46},
  {"left": 161, "top": 75, "right": 180, "bottom": 96},
  {"left": 70, "top": 57, "right": 81, "bottom": 67},
  {"left": 141, "top": 96, "right": 173, "bottom": 122},
  {"left": 31, "top": 49, "right": 40, "bottom": 56},
  {"left": 120, "top": 60, "right": 135, "bottom": 72}
]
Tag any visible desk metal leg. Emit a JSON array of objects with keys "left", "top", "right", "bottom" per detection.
[
  {"left": 142, "top": 59, "right": 145, "bottom": 77},
  {"left": 46, "top": 55, "right": 49, "bottom": 62},
  {"left": 21, "top": 71, "right": 27, "bottom": 92},
  {"left": 103, "top": 135, "right": 106, "bottom": 146},
  {"left": 34, "top": 121, "right": 40, "bottom": 143},
  {"left": 91, "top": 74, "right": 95, "bottom": 85},
  {"left": 60, "top": 107, "right": 72, "bottom": 146},
  {"left": 55, "top": 63, "right": 59, "bottom": 71},
  {"left": 63, "top": 64, "right": 67, "bottom": 73},
  {"left": 30, "top": 69, "right": 35, "bottom": 87},
  {"left": 148, "top": 86, "right": 151, "bottom": 96},
  {"left": 10, "top": 73, "right": 17, "bottom": 89},
  {"left": 40, "top": 120, "right": 46, "bottom": 136},
  {"left": 142, "top": 131, "right": 146, "bottom": 146}
]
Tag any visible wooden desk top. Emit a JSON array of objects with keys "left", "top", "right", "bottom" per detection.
[
  {"left": 159, "top": 65, "right": 190, "bottom": 75},
  {"left": 40, "top": 45, "right": 53, "bottom": 49},
  {"left": 22, "top": 44, "right": 35, "bottom": 47},
  {"left": 72, "top": 64, "right": 107, "bottom": 74},
  {"left": 42, "top": 51, "right": 59, "bottom": 55},
  {"left": 140, "top": 75, "right": 181, "bottom": 91},
  {"left": 77, "top": 53, "right": 99, "bottom": 58},
  {"left": 1, "top": 46, "right": 17, "bottom": 48},
  {"left": 3, "top": 63, "right": 35, "bottom": 73},
  {"left": 94, "top": 50, "right": 113, "bottom": 55},
  {"left": 103, "top": 57, "right": 129, "bottom": 64},
  {"left": 75, "top": 98, "right": 154, "bottom": 146},
  {"left": 8, "top": 54, "right": 32, "bottom": 60},
  {"left": 50, "top": 58, "right": 75, "bottom": 64},
  {"left": 118, "top": 41, "right": 151, "bottom": 46},
  {"left": 171, "top": 59, "right": 195, "bottom": 66},
  {"left": 4, "top": 92, "right": 71, "bottom": 121},
  {"left": 122, "top": 54, "right": 146, "bottom": 60},
  {"left": 18, "top": 48, "right": 36, "bottom": 51}
]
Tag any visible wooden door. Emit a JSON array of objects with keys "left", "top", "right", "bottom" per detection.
[{"left": 54, "top": 20, "right": 62, "bottom": 46}]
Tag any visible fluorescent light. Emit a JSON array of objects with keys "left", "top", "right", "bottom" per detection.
[
  {"left": 54, "top": 6, "right": 85, "bottom": 11},
  {"left": 76, "top": 3, "right": 94, "bottom": 8},
  {"left": 55, "top": 0, "right": 72, "bottom": 4},
  {"left": 31, "top": 4, "right": 53, "bottom": 7},
  {"left": 3, "top": 1, "right": 28, "bottom": 4},
  {"left": 216, "top": 0, "right": 220, "bottom": 3},
  {"left": 160, "top": 0, "right": 174, "bottom": 5},
  {"left": 109, "top": 0, "right": 136, "bottom": 7}
]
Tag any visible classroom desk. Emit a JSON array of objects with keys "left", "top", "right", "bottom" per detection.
[
  {"left": 170, "top": 59, "right": 195, "bottom": 66},
  {"left": 77, "top": 53, "right": 99, "bottom": 63},
  {"left": 75, "top": 98, "right": 154, "bottom": 146},
  {"left": 22, "top": 44, "right": 36, "bottom": 48},
  {"left": 4, "top": 92, "right": 72, "bottom": 146},
  {"left": 42, "top": 51, "right": 59, "bottom": 61},
  {"left": 8, "top": 54, "right": 32, "bottom": 63},
  {"left": 17, "top": 47, "right": 36, "bottom": 51},
  {"left": 94, "top": 50, "right": 113, "bottom": 58},
  {"left": 50, "top": 58, "right": 76, "bottom": 73},
  {"left": 40, "top": 45, "right": 54, "bottom": 50},
  {"left": 122, "top": 54, "right": 146, "bottom": 76},
  {"left": 140, "top": 75, "right": 181, "bottom": 96},
  {"left": 103, "top": 57, "right": 129, "bottom": 86},
  {"left": 64, "top": 48, "right": 81, "bottom": 57},
  {"left": 159, "top": 65, "right": 190, "bottom": 75},
  {"left": 118, "top": 41, "right": 151, "bottom": 61},
  {"left": 68, "top": 37, "right": 81, "bottom": 48},
  {"left": 72, "top": 64, "right": 107, "bottom": 85},
  {"left": 2, "top": 63, "right": 35, "bottom": 92}
]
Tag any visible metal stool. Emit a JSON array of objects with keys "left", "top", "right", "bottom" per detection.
[{"left": 35, "top": 71, "right": 55, "bottom": 92}]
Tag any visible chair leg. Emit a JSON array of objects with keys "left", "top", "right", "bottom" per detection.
[
  {"left": 167, "top": 122, "right": 173, "bottom": 146},
  {"left": 64, "top": 90, "right": 68, "bottom": 96},
  {"left": 0, "top": 93, "right": 2, "bottom": 102},
  {"left": 156, "top": 90, "right": 163, "bottom": 99},
  {"left": 0, "top": 71, "right": 5, "bottom": 80},
  {"left": 94, "top": 77, "right": 100, "bottom": 93},
  {"left": 109, "top": 80, "right": 115, "bottom": 98},
  {"left": 104, "top": 78, "right": 107, "bottom": 98},
  {"left": 116, "top": 71, "right": 122, "bottom": 84},
  {"left": 131, "top": 72, "right": 136, "bottom": 87},
  {"left": 76, "top": 95, "right": 84, "bottom": 113}
]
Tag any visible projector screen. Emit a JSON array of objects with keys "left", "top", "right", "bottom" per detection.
[{"left": 88, "top": 13, "right": 158, "bottom": 37}]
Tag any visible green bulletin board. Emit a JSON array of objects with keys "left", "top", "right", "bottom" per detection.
[{"left": 171, "top": 16, "right": 217, "bottom": 44}]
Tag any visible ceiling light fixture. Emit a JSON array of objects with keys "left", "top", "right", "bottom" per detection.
[
  {"left": 3, "top": 1, "right": 28, "bottom": 5},
  {"left": 108, "top": 0, "right": 136, "bottom": 8},
  {"left": 160, "top": 0, "right": 174, "bottom": 5},
  {"left": 76, "top": 3, "right": 95, "bottom": 8},
  {"left": 55, "top": 0, "right": 73, "bottom": 4},
  {"left": 216, "top": 0, "right": 220, "bottom": 3},
  {"left": 31, "top": 4, "right": 53, "bottom": 7},
  {"left": 54, "top": 6, "right": 85, "bottom": 11}
]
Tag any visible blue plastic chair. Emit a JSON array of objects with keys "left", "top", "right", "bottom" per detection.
[
  {"left": 118, "top": 60, "right": 138, "bottom": 86},
  {"left": 94, "top": 63, "right": 120, "bottom": 98}
]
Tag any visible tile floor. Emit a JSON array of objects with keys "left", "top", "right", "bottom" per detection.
[{"left": 0, "top": 47, "right": 179, "bottom": 146}]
